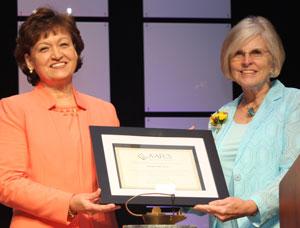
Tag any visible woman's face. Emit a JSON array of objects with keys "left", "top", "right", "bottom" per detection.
[
  {"left": 25, "top": 29, "right": 78, "bottom": 87},
  {"left": 229, "top": 36, "right": 273, "bottom": 90}
]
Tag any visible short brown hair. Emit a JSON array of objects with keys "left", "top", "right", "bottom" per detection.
[{"left": 15, "top": 7, "right": 84, "bottom": 86}]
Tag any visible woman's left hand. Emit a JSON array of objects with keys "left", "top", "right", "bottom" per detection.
[
  {"left": 193, "top": 197, "right": 257, "bottom": 222},
  {"left": 69, "top": 188, "right": 120, "bottom": 216}
]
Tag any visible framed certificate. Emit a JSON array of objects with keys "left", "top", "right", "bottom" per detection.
[{"left": 90, "top": 126, "right": 228, "bottom": 206}]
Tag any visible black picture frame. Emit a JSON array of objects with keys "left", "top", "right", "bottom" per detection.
[{"left": 90, "top": 126, "right": 228, "bottom": 206}]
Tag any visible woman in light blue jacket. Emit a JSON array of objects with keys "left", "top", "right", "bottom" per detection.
[{"left": 193, "top": 16, "right": 300, "bottom": 227}]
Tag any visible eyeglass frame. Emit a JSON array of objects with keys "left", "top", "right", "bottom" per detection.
[{"left": 230, "top": 48, "right": 270, "bottom": 62}]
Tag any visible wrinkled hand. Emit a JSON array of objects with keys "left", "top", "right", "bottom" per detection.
[
  {"left": 193, "top": 197, "right": 257, "bottom": 222},
  {"left": 69, "top": 188, "right": 120, "bottom": 215}
]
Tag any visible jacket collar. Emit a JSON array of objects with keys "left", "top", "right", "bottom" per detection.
[
  {"left": 236, "top": 80, "right": 284, "bottom": 162},
  {"left": 214, "top": 80, "right": 285, "bottom": 148},
  {"left": 32, "top": 83, "right": 87, "bottom": 111}
]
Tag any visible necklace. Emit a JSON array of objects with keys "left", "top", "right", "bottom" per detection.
[
  {"left": 242, "top": 85, "right": 270, "bottom": 118},
  {"left": 52, "top": 106, "right": 79, "bottom": 116},
  {"left": 241, "top": 99, "right": 257, "bottom": 118},
  {"left": 247, "top": 107, "right": 256, "bottom": 117}
]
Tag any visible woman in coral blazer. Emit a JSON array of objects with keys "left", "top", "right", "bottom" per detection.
[{"left": 0, "top": 7, "right": 120, "bottom": 228}]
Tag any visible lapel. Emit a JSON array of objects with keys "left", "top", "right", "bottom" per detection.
[
  {"left": 31, "top": 84, "right": 91, "bottom": 156},
  {"left": 73, "top": 89, "right": 90, "bottom": 156},
  {"left": 214, "top": 97, "right": 240, "bottom": 151},
  {"left": 235, "top": 80, "right": 284, "bottom": 163}
]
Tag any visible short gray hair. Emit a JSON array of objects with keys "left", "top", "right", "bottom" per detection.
[{"left": 220, "top": 16, "right": 285, "bottom": 80}]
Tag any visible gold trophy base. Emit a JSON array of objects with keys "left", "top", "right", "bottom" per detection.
[{"left": 142, "top": 207, "right": 186, "bottom": 225}]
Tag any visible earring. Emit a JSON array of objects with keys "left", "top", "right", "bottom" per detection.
[
  {"left": 269, "top": 70, "right": 275, "bottom": 78},
  {"left": 29, "top": 68, "right": 33, "bottom": 74}
]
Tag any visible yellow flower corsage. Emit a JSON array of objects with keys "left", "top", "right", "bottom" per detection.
[{"left": 209, "top": 111, "right": 228, "bottom": 132}]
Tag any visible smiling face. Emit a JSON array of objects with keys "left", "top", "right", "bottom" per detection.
[
  {"left": 229, "top": 36, "right": 274, "bottom": 91},
  {"left": 25, "top": 29, "right": 78, "bottom": 88}
]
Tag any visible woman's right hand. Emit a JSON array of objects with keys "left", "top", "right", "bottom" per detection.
[{"left": 69, "top": 188, "right": 120, "bottom": 215}]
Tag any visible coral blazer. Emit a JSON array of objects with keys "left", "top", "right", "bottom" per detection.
[{"left": 0, "top": 84, "right": 120, "bottom": 228}]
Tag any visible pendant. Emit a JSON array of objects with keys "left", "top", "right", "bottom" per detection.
[{"left": 247, "top": 107, "right": 255, "bottom": 117}]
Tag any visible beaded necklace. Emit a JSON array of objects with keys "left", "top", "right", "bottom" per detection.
[{"left": 52, "top": 106, "right": 79, "bottom": 116}]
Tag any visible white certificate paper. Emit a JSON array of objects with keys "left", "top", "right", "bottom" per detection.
[{"left": 114, "top": 144, "right": 203, "bottom": 191}]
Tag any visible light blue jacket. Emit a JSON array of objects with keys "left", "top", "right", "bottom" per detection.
[{"left": 209, "top": 80, "right": 300, "bottom": 228}]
